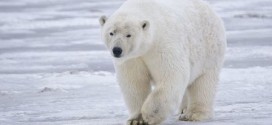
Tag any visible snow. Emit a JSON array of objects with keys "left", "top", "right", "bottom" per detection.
[{"left": 0, "top": 0, "right": 272, "bottom": 125}]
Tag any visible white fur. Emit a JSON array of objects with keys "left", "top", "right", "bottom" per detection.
[{"left": 99, "top": 0, "right": 226, "bottom": 124}]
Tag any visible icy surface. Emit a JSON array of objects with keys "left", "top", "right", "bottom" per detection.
[{"left": 0, "top": 0, "right": 272, "bottom": 125}]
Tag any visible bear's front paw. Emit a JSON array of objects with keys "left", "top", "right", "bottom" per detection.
[
  {"left": 180, "top": 106, "right": 187, "bottom": 114},
  {"left": 179, "top": 109, "right": 212, "bottom": 121},
  {"left": 141, "top": 102, "right": 167, "bottom": 125},
  {"left": 127, "top": 114, "right": 149, "bottom": 125},
  {"left": 127, "top": 119, "right": 148, "bottom": 125}
]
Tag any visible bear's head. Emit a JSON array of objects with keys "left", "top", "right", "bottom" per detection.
[{"left": 99, "top": 15, "right": 153, "bottom": 64}]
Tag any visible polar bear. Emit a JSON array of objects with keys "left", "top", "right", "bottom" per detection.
[{"left": 99, "top": 0, "right": 226, "bottom": 124}]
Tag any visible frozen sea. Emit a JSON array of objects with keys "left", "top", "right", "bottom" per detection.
[{"left": 0, "top": 0, "right": 272, "bottom": 125}]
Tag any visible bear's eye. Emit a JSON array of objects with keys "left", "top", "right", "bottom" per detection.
[
  {"left": 110, "top": 32, "right": 114, "bottom": 36},
  {"left": 126, "top": 34, "right": 131, "bottom": 38}
]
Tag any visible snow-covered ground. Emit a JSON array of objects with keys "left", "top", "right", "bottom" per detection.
[{"left": 0, "top": 0, "right": 272, "bottom": 125}]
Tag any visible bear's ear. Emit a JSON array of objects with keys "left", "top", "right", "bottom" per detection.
[
  {"left": 141, "top": 20, "right": 150, "bottom": 31},
  {"left": 99, "top": 15, "right": 107, "bottom": 26}
]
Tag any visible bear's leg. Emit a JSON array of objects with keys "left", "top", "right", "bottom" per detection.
[
  {"left": 179, "top": 90, "right": 189, "bottom": 114},
  {"left": 115, "top": 59, "right": 151, "bottom": 125},
  {"left": 179, "top": 69, "right": 219, "bottom": 121},
  {"left": 140, "top": 71, "right": 189, "bottom": 124}
]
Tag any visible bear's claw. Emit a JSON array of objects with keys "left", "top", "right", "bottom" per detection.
[
  {"left": 127, "top": 114, "right": 149, "bottom": 125},
  {"left": 127, "top": 120, "right": 149, "bottom": 125}
]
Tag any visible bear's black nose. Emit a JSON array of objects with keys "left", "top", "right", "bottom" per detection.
[{"left": 112, "top": 47, "right": 122, "bottom": 58}]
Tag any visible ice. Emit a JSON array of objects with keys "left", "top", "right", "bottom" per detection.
[{"left": 0, "top": 0, "right": 272, "bottom": 125}]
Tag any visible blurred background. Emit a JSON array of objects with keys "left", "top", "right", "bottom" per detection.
[{"left": 0, "top": 0, "right": 271, "bottom": 125}]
